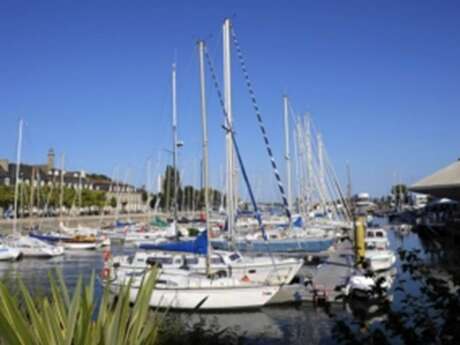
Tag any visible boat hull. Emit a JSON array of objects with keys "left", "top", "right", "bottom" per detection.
[
  {"left": 63, "top": 242, "right": 97, "bottom": 250},
  {"left": 111, "top": 284, "right": 279, "bottom": 310},
  {"left": 211, "top": 237, "right": 335, "bottom": 253},
  {"left": 0, "top": 247, "right": 21, "bottom": 261}
]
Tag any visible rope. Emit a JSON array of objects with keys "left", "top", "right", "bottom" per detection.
[
  {"left": 205, "top": 44, "right": 286, "bottom": 285},
  {"left": 204, "top": 47, "right": 268, "bottom": 241},
  {"left": 230, "top": 27, "right": 291, "bottom": 222}
]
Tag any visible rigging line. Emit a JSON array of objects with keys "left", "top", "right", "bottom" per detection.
[
  {"left": 204, "top": 46, "right": 269, "bottom": 237},
  {"left": 230, "top": 27, "right": 291, "bottom": 221},
  {"left": 205, "top": 45, "right": 284, "bottom": 283}
]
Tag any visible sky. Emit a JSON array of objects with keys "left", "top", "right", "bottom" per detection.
[{"left": 1, "top": 0, "right": 459, "bottom": 200}]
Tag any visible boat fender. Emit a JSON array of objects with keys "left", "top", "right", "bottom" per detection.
[
  {"left": 241, "top": 275, "right": 251, "bottom": 282},
  {"left": 103, "top": 250, "right": 111, "bottom": 262},
  {"left": 101, "top": 267, "right": 110, "bottom": 280}
]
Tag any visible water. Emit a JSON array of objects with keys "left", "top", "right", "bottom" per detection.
[{"left": 0, "top": 221, "right": 438, "bottom": 344}]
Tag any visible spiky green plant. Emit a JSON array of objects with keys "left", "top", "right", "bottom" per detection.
[{"left": 0, "top": 269, "right": 162, "bottom": 345}]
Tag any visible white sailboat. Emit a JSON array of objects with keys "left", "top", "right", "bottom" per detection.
[
  {"left": 107, "top": 33, "right": 283, "bottom": 310},
  {"left": 8, "top": 119, "right": 65, "bottom": 258},
  {"left": 109, "top": 268, "right": 279, "bottom": 310}
]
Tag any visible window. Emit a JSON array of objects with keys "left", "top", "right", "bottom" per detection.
[
  {"left": 229, "top": 253, "right": 241, "bottom": 262},
  {"left": 211, "top": 257, "right": 224, "bottom": 264},
  {"left": 185, "top": 257, "right": 198, "bottom": 265}
]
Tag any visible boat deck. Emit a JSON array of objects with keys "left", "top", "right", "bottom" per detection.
[{"left": 268, "top": 240, "right": 355, "bottom": 304}]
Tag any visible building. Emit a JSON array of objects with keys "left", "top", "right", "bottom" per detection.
[
  {"left": 410, "top": 159, "right": 460, "bottom": 202},
  {"left": 0, "top": 149, "right": 145, "bottom": 212}
]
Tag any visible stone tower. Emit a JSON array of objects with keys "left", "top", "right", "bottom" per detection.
[{"left": 47, "top": 148, "right": 55, "bottom": 170}]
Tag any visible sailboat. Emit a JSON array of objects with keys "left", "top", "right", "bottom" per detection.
[
  {"left": 7, "top": 119, "right": 65, "bottom": 258},
  {"left": 107, "top": 34, "right": 283, "bottom": 310},
  {"left": 110, "top": 231, "right": 302, "bottom": 285}
]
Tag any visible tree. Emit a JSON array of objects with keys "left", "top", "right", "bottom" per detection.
[
  {"left": 141, "top": 190, "right": 148, "bottom": 204},
  {"left": 110, "top": 196, "right": 117, "bottom": 209},
  {"left": 391, "top": 184, "right": 409, "bottom": 206},
  {"left": 161, "top": 165, "right": 181, "bottom": 211}
]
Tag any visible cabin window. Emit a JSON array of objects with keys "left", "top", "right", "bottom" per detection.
[
  {"left": 229, "top": 253, "right": 241, "bottom": 262},
  {"left": 211, "top": 257, "right": 224, "bottom": 264},
  {"left": 149, "top": 257, "right": 173, "bottom": 265},
  {"left": 185, "top": 257, "right": 198, "bottom": 265}
]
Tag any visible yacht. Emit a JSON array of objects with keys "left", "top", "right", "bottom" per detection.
[{"left": 5, "top": 234, "right": 64, "bottom": 258}]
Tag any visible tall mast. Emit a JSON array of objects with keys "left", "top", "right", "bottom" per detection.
[
  {"left": 283, "top": 95, "right": 292, "bottom": 213},
  {"left": 305, "top": 115, "right": 313, "bottom": 215},
  {"left": 223, "top": 18, "right": 235, "bottom": 239},
  {"left": 198, "top": 40, "right": 212, "bottom": 275},
  {"left": 346, "top": 162, "right": 352, "bottom": 208},
  {"left": 59, "top": 153, "right": 65, "bottom": 219},
  {"left": 13, "top": 119, "right": 23, "bottom": 234},
  {"left": 317, "top": 132, "right": 326, "bottom": 212},
  {"left": 172, "top": 63, "right": 179, "bottom": 233}
]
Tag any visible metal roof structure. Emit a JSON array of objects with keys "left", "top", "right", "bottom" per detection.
[{"left": 410, "top": 160, "right": 460, "bottom": 201}]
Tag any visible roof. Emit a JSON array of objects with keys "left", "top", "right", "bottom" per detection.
[{"left": 410, "top": 160, "right": 460, "bottom": 201}]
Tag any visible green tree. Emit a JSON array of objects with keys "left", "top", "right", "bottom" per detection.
[
  {"left": 161, "top": 165, "right": 181, "bottom": 211},
  {"left": 110, "top": 196, "right": 117, "bottom": 208},
  {"left": 391, "top": 184, "right": 409, "bottom": 205}
]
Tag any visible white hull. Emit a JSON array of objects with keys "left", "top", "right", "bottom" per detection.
[
  {"left": 110, "top": 280, "right": 278, "bottom": 310},
  {"left": 18, "top": 247, "right": 64, "bottom": 257},
  {"left": 5, "top": 235, "right": 64, "bottom": 257},
  {"left": 366, "top": 251, "right": 396, "bottom": 271},
  {"left": 63, "top": 242, "right": 97, "bottom": 250},
  {"left": 0, "top": 246, "right": 21, "bottom": 261}
]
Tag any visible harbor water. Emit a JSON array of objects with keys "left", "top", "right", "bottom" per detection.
[{"left": 0, "top": 218, "right": 442, "bottom": 344}]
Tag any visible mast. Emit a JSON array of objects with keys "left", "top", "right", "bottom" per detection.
[
  {"left": 305, "top": 115, "right": 313, "bottom": 215},
  {"left": 13, "top": 119, "right": 23, "bottom": 234},
  {"left": 283, "top": 95, "right": 292, "bottom": 214},
  {"left": 59, "top": 153, "right": 65, "bottom": 219},
  {"left": 223, "top": 18, "right": 235, "bottom": 239},
  {"left": 172, "top": 63, "right": 179, "bottom": 235},
  {"left": 198, "top": 40, "right": 212, "bottom": 275},
  {"left": 317, "top": 132, "right": 326, "bottom": 213}
]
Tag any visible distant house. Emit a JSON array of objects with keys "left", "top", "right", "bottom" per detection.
[{"left": 0, "top": 148, "right": 144, "bottom": 212}]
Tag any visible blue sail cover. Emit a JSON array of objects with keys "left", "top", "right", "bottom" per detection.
[
  {"left": 139, "top": 230, "right": 208, "bottom": 255},
  {"left": 292, "top": 216, "right": 304, "bottom": 228}
]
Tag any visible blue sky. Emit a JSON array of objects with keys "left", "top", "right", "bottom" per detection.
[{"left": 1, "top": 0, "right": 459, "bottom": 200}]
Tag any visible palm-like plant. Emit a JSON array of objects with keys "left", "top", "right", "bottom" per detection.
[{"left": 0, "top": 269, "right": 162, "bottom": 345}]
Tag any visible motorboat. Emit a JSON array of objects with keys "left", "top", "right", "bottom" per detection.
[
  {"left": 29, "top": 230, "right": 70, "bottom": 243},
  {"left": 0, "top": 241, "right": 21, "bottom": 261},
  {"left": 364, "top": 228, "right": 396, "bottom": 271},
  {"left": 61, "top": 235, "right": 107, "bottom": 250},
  {"left": 5, "top": 234, "right": 64, "bottom": 257}
]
